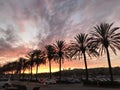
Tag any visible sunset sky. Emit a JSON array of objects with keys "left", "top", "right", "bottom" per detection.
[{"left": 0, "top": 0, "right": 120, "bottom": 73}]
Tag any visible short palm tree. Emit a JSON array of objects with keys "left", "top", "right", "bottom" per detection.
[
  {"left": 69, "top": 33, "right": 98, "bottom": 81},
  {"left": 7, "top": 61, "right": 18, "bottom": 74},
  {"left": 8, "top": 61, "right": 18, "bottom": 74},
  {"left": 19, "top": 57, "right": 27, "bottom": 79},
  {"left": 1, "top": 62, "right": 11, "bottom": 74},
  {"left": 17, "top": 57, "right": 26, "bottom": 79},
  {"left": 53, "top": 40, "right": 68, "bottom": 80},
  {"left": 33, "top": 49, "right": 46, "bottom": 80},
  {"left": 91, "top": 22, "right": 120, "bottom": 82},
  {"left": 45, "top": 45, "right": 56, "bottom": 79},
  {"left": 24, "top": 60, "right": 31, "bottom": 74},
  {"left": 18, "top": 57, "right": 26, "bottom": 73}
]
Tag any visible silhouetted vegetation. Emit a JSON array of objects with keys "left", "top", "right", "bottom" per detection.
[
  {"left": 68, "top": 33, "right": 98, "bottom": 81},
  {"left": 0, "top": 22, "right": 120, "bottom": 86},
  {"left": 91, "top": 23, "right": 120, "bottom": 82},
  {"left": 45, "top": 45, "right": 56, "bottom": 79},
  {"left": 52, "top": 40, "right": 69, "bottom": 81}
]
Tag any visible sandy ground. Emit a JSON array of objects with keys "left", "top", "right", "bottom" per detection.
[{"left": 0, "top": 82, "right": 120, "bottom": 90}]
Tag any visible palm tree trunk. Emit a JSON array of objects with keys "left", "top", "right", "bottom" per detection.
[
  {"left": 30, "top": 66, "right": 32, "bottom": 80},
  {"left": 36, "top": 64, "right": 39, "bottom": 81},
  {"left": 49, "top": 60, "right": 52, "bottom": 79},
  {"left": 22, "top": 69, "right": 25, "bottom": 79},
  {"left": 20, "top": 69, "right": 21, "bottom": 74},
  {"left": 83, "top": 52, "right": 88, "bottom": 81},
  {"left": 19, "top": 69, "right": 22, "bottom": 79},
  {"left": 59, "top": 57, "right": 62, "bottom": 81},
  {"left": 106, "top": 47, "right": 113, "bottom": 82},
  {"left": 19, "top": 70, "right": 21, "bottom": 80}
]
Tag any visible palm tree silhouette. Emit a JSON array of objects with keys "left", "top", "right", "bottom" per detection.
[
  {"left": 24, "top": 60, "right": 31, "bottom": 74},
  {"left": 26, "top": 51, "right": 35, "bottom": 80},
  {"left": 1, "top": 62, "right": 11, "bottom": 74},
  {"left": 3, "top": 61, "right": 18, "bottom": 74},
  {"left": 33, "top": 49, "right": 46, "bottom": 80},
  {"left": 45, "top": 45, "right": 56, "bottom": 79},
  {"left": 91, "top": 22, "right": 120, "bottom": 82},
  {"left": 17, "top": 57, "right": 27, "bottom": 79},
  {"left": 17, "top": 57, "right": 25, "bottom": 79},
  {"left": 53, "top": 40, "right": 68, "bottom": 81},
  {"left": 18, "top": 58, "right": 27, "bottom": 73},
  {"left": 69, "top": 33, "right": 98, "bottom": 81}
]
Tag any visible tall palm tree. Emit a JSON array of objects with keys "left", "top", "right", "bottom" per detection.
[
  {"left": 69, "top": 33, "right": 98, "bottom": 81},
  {"left": 45, "top": 45, "right": 56, "bottom": 79},
  {"left": 53, "top": 40, "right": 68, "bottom": 80},
  {"left": 33, "top": 49, "right": 46, "bottom": 80},
  {"left": 91, "top": 23, "right": 120, "bottom": 82},
  {"left": 26, "top": 51, "right": 35, "bottom": 80}
]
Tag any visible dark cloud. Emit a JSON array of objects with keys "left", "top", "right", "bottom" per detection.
[
  {"left": 0, "top": 26, "right": 30, "bottom": 61},
  {"left": 0, "top": 26, "right": 20, "bottom": 45}
]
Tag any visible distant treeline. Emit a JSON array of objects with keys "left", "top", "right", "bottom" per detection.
[{"left": 38, "top": 67, "right": 120, "bottom": 78}]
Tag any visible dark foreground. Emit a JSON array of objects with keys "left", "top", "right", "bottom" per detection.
[
  {"left": 0, "top": 82, "right": 120, "bottom": 90},
  {"left": 40, "top": 84, "right": 120, "bottom": 90}
]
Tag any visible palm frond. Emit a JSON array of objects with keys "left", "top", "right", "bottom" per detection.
[{"left": 92, "top": 22, "right": 120, "bottom": 55}]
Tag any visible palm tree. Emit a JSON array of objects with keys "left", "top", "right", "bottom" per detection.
[
  {"left": 53, "top": 40, "right": 68, "bottom": 80},
  {"left": 18, "top": 57, "right": 26, "bottom": 79},
  {"left": 4, "top": 61, "right": 18, "bottom": 74},
  {"left": 91, "top": 22, "right": 120, "bottom": 82},
  {"left": 69, "top": 33, "right": 98, "bottom": 81},
  {"left": 17, "top": 57, "right": 26, "bottom": 75},
  {"left": 3, "top": 62, "right": 15, "bottom": 74},
  {"left": 45, "top": 45, "right": 56, "bottom": 79},
  {"left": 33, "top": 49, "right": 46, "bottom": 80},
  {"left": 1, "top": 62, "right": 11, "bottom": 74},
  {"left": 26, "top": 51, "right": 35, "bottom": 80},
  {"left": 24, "top": 60, "right": 31, "bottom": 74},
  {"left": 22, "top": 59, "right": 26, "bottom": 73}
]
